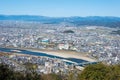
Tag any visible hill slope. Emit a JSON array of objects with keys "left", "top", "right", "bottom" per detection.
[{"left": 0, "top": 15, "right": 120, "bottom": 28}]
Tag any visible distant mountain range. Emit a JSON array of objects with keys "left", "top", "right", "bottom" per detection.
[{"left": 0, "top": 15, "right": 120, "bottom": 28}]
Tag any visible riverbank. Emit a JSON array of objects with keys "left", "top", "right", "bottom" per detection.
[
  {"left": 1, "top": 47, "right": 96, "bottom": 62},
  {"left": 28, "top": 49, "right": 96, "bottom": 62}
]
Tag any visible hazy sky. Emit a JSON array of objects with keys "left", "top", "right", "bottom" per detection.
[{"left": 0, "top": 0, "right": 120, "bottom": 17}]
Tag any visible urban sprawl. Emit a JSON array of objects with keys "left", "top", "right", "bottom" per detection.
[{"left": 0, "top": 21, "right": 120, "bottom": 74}]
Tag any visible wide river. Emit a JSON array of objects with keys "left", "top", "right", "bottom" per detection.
[{"left": 0, "top": 47, "right": 89, "bottom": 64}]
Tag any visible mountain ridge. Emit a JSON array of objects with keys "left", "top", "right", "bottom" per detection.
[{"left": 0, "top": 15, "right": 120, "bottom": 28}]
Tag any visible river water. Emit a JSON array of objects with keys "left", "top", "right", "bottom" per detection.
[{"left": 0, "top": 47, "right": 89, "bottom": 64}]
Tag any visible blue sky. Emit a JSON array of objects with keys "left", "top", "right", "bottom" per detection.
[{"left": 0, "top": 0, "right": 120, "bottom": 17}]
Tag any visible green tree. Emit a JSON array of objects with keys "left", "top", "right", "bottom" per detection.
[
  {"left": 106, "top": 65, "right": 120, "bottom": 80},
  {"left": 0, "top": 64, "right": 14, "bottom": 80},
  {"left": 42, "top": 74, "right": 62, "bottom": 80},
  {"left": 78, "top": 63, "right": 111, "bottom": 80},
  {"left": 67, "top": 72, "right": 75, "bottom": 80}
]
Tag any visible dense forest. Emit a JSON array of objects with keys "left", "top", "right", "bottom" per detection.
[{"left": 0, "top": 63, "right": 120, "bottom": 80}]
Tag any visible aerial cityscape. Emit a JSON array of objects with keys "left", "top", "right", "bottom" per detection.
[{"left": 0, "top": 0, "right": 120, "bottom": 80}]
